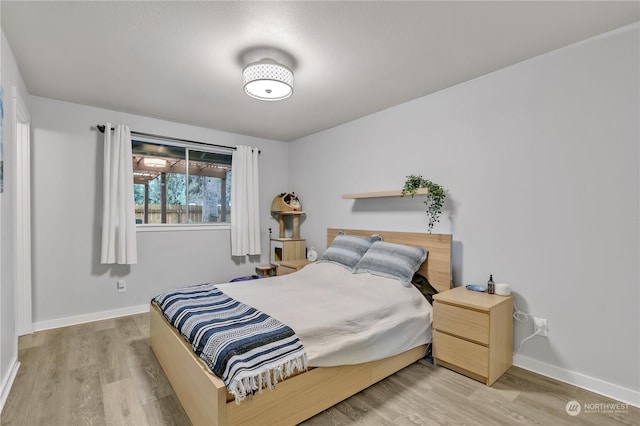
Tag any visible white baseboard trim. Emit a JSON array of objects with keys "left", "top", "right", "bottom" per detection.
[
  {"left": 0, "top": 358, "right": 20, "bottom": 414},
  {"left": 33, "top": 304, "right": 150, "bottom": 332},
  {"left": 513, "top": 353, "right": 640, "bottom": 408}
]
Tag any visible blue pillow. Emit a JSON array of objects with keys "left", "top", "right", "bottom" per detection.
[
  {"left": 317, "top": 232, "right": 381, "bottom": 271},
  {"left": 353, "top": 240, "right": 427, "bottom": 287}
]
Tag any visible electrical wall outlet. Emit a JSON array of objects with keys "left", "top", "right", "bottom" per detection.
[
  {"left": 117, "top": 280, "right": 127, "bottom": 293},
  {"left": 533, "top": 317, "right": 548, "bottom": 337}
]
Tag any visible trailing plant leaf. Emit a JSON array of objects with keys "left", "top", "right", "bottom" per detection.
[
  {"left": 401, "top": 174, "right": 426, "bottom": 197},
  {"left": 401, "top": 174, "right": 446, "bottom": 233}
]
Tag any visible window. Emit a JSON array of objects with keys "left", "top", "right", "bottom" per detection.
[{"left": 132, "top": 139, "right": 232, "bottom": 225}]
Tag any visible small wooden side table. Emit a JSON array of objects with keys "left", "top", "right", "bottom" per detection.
[
  {"left": 255, "top": 265, "right": 276, "bottom": 277},
  {"left": 432, "top": 286, "right": 513, "bottom": 386}
]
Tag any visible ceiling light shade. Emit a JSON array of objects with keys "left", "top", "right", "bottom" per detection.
[{"left": 243, "top": 59, "right": 293, "bottom": 101}]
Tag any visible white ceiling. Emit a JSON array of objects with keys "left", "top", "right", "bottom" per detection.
[{"left": 2, "top": 1, "right": 638, "bottom": 142}]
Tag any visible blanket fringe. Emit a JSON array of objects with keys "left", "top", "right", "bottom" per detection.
[{"left": 228, "top": 353, "right": 309, "bottom": 404}]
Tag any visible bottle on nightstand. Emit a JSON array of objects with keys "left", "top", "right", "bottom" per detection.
[{"left": 487, "top": 274, "right": 495, "bottom": 294}]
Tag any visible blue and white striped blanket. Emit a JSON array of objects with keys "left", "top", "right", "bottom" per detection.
[{"left": 153, "top": 283, "right": 307, "bottom": 403}]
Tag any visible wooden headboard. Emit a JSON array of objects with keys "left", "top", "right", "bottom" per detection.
[{"left": 327, "top": 228, "right": 453, "bottom": 293}]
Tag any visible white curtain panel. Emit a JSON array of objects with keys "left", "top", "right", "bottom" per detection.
[
  {"left": 100, "top": 123, "right": 138, "bottom": 264},
  {"left": 231, "top": 145, "right": 261, "bottom": 257}
]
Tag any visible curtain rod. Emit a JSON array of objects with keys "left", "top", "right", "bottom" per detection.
[{"left": 96, "top": 125, "right": 260, "bottom": 153}]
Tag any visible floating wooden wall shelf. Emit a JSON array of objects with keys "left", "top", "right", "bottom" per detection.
[{"left": 342, "top": 188, "right": 430, "bottom": 199}]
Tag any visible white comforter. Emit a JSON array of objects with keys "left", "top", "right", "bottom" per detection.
[{"left": 218, "top": 262, "right": 432, "bottom": 367}]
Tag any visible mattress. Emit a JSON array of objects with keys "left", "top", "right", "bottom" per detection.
[{"left": 219, "top": 261, "right": 432, "bottom": 367}]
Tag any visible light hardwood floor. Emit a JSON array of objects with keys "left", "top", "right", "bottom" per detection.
[{"left": 1, "top": 313, "right": 638, "bottom": 426}]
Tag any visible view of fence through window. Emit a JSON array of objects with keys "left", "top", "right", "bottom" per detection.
[{"left": 132, "top": 140, "right": 232, "bottom": 224}]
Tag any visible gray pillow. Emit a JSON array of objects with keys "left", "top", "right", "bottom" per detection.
[
  {"left": 353, "top": 240, "right": 427, "bottom": 287},
  {"left": 317, "top": 232, "right": 381, "bottom": 271}
]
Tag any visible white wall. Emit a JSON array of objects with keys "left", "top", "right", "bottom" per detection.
[
  {"left": 289, "top": 24, "right": 639, "bottom": 403},
  {"left": 0, "top": 28, "right": 30, "bottom": 409},
  {"left": 29, "top": 96, "right": 289, "bottom": 326}
]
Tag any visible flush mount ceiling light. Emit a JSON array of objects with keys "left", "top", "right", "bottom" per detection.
[{"left": 243, "top": 59, "right": 293, "bottom": 101}]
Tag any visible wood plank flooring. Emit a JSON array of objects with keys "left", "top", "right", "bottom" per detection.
[{"left": 1, "top": 313, "right": 638, "bottom": 426}]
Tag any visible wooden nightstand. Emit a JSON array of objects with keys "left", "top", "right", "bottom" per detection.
[
  {"left": 432, "top": 286, "right": 513, "bottom": 386},
  {"left": 276, "top": 259, "right": 313, "bottom": 276}
]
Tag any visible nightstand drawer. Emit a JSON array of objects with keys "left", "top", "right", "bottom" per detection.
[
  {"left": 277, "top": 265, "right": 296, "bottom": 275},
  {"left": 433, "top": 330, "right": 488, "bottom": 377},
  {"left": 433, "top": 302, "right": 489, "bottom": 344},
  {"left": 277, "top": 259, "right": 313, "bottom": 276}
]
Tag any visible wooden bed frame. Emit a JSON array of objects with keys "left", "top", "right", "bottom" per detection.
[{"left": 150, "top": 228, "right": 452, "bottom": 425}]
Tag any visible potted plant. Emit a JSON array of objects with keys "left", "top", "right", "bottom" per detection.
[{"left": 401, "top": 174, "right": 446, "bottom": 233}]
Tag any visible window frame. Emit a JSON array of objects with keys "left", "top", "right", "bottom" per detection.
[{"left": 131, "top": 134, "right": 232, "bottom": 231}]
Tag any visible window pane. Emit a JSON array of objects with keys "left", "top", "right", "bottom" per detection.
[
  {"left": 186, "top": 150, "right": 231, "bottom": 223},
  {"left": 132, "top": 140, "right": 231, "bottom": 224}
]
